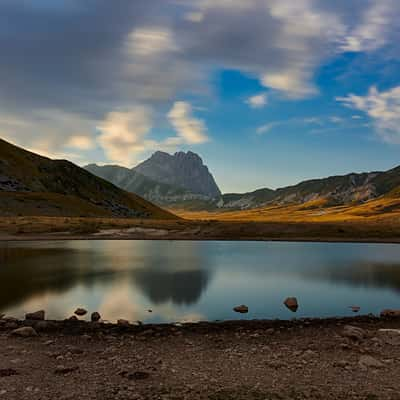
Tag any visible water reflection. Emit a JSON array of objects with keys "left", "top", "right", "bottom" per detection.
[
  {"left": 1, "top": 241, "right": 400, "bottom": 322},
  {"left": 298, "top": 262, "right": 400, "bottom": 292},
  {"left": 134, "top": 269, "right": 210, "bottom": 305},
  {"left": 0, "top": 241, "right": 213, "bottom": 313}
]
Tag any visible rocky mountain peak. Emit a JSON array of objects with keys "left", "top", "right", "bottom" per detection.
[{"left": 133, "top": 151, "right": 221, "bottom": 198}]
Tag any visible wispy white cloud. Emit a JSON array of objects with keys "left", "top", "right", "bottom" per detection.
[
  {"left": 256, "top": 116, "right": 322, "bottom": 135},
  {"left": 66, "top": 135, "right": 95, "bottom": 150},
  {"left": 337, "top": 85, "right": 400, "bottom": 143},
  {"left": 246, "top": 93, "right": 268, "bottom": 108},
  {"left": 340, "top": 0, "right": 397, "bottom": 52},
  {"left": 167, "top": 101, "right": 209, "bottom": 144},
  {"left": 329, "top": 116, "right": 344, "bottom": 124},
  {"left": 97, "top": 107, "right": 154, "bottom": 166},
  {"left": 1, "top": 0, "right": 400, "bottom": 162}
]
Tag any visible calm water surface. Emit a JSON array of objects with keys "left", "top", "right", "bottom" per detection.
[{"left": 1, "top": 240, "right": 400, "bottom": 323}]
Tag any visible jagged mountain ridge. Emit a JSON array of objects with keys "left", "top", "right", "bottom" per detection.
[
  {"left": 0, "top": 138, "right": 176, "bottom": 219},
  {"left": 133, "top": 151, "right": 221, "bottom": 199}
]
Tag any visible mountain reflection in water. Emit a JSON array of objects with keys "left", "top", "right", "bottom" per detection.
[{"left": 1, "top": 241, "right": 400, "bottom": 322}]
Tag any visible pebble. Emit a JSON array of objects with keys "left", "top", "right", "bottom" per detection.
[
  {"left": 0, "top": 369, "right": 18, "bottom": 377},
  {"left": 11, "top": 327, "right": 38, "bottom": 338},
  {"left": 380, "top": 309, "right": 400, "bottom": 318},
  {"left": 54, "top": 365, "right": 80, "bottom": 374},
  {"left": 91, "top": 312, "right": 101, "bottom": 322},
  {"left": 25, "top": 310, "right": 45, "bottom": 321},
  {"left": 342, "top": 325, "right": 366, "bottom": 341},
  {"left": 74, "top": 308, "right": 88, "bottom": 316},
  {"left": 359, "top": 355, "right": 384, "bottom": 369},
  {"left": 124, "top": 371, "right": 150, "bottom": 380}
]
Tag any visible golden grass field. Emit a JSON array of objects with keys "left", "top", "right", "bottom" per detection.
[{"left": 173, "top": 196, "right": 400, "bottom": 224}]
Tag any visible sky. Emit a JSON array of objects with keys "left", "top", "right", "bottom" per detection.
[{"left": 1, "top": 0, "right": 400, "bottom": 193}]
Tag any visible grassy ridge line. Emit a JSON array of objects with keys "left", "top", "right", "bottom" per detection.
[{"left": 0, "top": 138, "right": 177, "bottom": 219}]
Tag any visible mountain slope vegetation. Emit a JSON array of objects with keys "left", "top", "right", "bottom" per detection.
[
  {"left": 219, "top": 167, "right": 400, "bottom": 210},
  {"left": 0, "top": 138, "right": 176, "bottom": 219}
]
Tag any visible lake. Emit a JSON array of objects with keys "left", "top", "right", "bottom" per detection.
[{"left": 1, "top": 240, "right": 400, "bottom": 323}]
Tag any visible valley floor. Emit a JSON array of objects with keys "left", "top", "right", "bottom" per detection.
[
  {"left": 1, "top": 316, "right": 400, "bottom": 399},
  {"left": 0, "top": 216, "right": 400, "bottom": 243}
]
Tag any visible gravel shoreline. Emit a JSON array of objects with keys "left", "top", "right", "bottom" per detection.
[{"left": 1, "top": 315, "right": 400, "bottom": 399}]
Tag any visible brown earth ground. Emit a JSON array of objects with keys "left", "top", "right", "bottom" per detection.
[
  {"left": 0, "top": 213, "right": 400, "bottom": 243},
  {"left": 1, "top": 316, "right": 400, "bottom": 399}
]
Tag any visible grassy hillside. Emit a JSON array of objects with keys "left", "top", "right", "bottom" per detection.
[
  {"left": 218, "top": 166, "right": 400, "bottom": 211},
  {"left": 0, "top": 138, "right": 176, "bottom": 219},
  {"left": 177, "top": 191, "right": 400, "bottom": 223}
]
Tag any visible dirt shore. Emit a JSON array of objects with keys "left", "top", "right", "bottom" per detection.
[
  {"left": 1, "top": 216, "right": 400, "bottom": 243},
  {"left": 1, "top": 316, "right": 400, "bottom": 399}
]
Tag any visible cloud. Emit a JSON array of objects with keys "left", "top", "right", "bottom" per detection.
[
  {"left": 337, "top": 85, "right": 400, "bottom": 143},
  {"left": 256, "top": 116, "right": 322, "bottom": 135},
  {"left": 66, "top": 135, "right": 95, "bottom": 150},
  {"left": 340, "top": 0, "right": 398, "bottom": 52},
  {"left": 246, "top": 93, "right": 268, "bottom": 108},
  {"left": 97, "top": 107, "right": 154, "bottom": 166},
  {"left": 329, "top": 116, "right": 344, "bottom": 124},
  {"left": 127, "top": 27, "right": 179, "bottom": 57},
  {"left": 256, "top": 121, "right": 281, "bottom": 135},
  {"left": 0, "top": 0, "right": 400, "bottom": 161},
  {"left": 167, "top": 101, "right": 209, "bottom": 144}
]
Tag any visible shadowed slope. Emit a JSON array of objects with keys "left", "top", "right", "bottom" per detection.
[{"left": 0, "top": 138, "right": 176, "bottom": 219}]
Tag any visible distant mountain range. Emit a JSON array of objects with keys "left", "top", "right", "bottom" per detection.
[
  {"left": 220, "top": 167, "right": 400, "bottom": 210},
  {"left": 86, "top": 150, "right": 400, "bottom": 212},
  {"left": 85, "top": 151, "right": 221, "bottom": 206},
  {"left": 2, "top": 136, "right": 399, "bottom": 218},
  {"left": 0, "top": 138, "right": 175, "bottom": 219}
]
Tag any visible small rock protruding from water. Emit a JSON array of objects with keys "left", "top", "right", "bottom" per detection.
[
  {"left": 284, "top": 297, "right": 299, "bottom": 312},
  {"left": 68, "top": 315, "right": 79, "bottom": 322},
  {"left": 233, "top": 305, "right": 249, "bottom": 314},
  {"left": 74, "top": 308, "right": 87, "bottom": 317},
  {"left": 117, "top": 319, "right": 130, "bottom": 326},
  {"left": 12, "top": 327, "right": 38, "bottom": 337},
  {"left": 349, "top": 306, "right": 361, "bottom": 313},
  {"left": 91, "top": 312, "right": 101, "bottom": 322},
  {"left": 25, "top": 310, "right": 45, "bottom": 321}
]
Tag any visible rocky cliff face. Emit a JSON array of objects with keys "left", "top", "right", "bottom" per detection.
[
  {"left": 84, "top": 164, "right": 212, "bottom": 205},
  {"left": 133, "top": 151, "right": 221, "bottom": 198}
]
